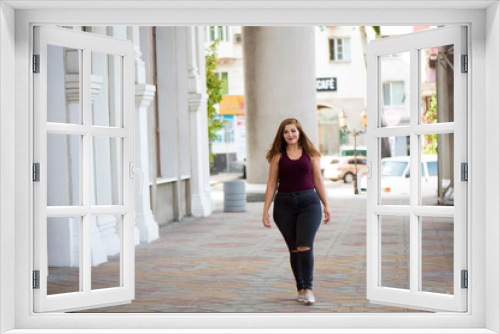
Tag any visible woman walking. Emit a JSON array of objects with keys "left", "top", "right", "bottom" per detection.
[{"left": 262, "top": 118, "right": 331, "bottom": 305}]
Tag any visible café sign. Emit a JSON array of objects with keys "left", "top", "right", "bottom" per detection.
[{"left": 316, "top": 77, "right": 337, "bottom": 92}]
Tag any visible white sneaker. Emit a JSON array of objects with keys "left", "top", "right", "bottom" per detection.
[
  {"left": 303, "top": 293, "right": 315, "bottom": 305},
  {"left": 297, "top": 293, "right": 305, "bottom": 302}
]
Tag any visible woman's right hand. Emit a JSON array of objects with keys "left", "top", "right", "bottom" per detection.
[{"left": 262, "top": 212, "right": 271, "bottom": 229}]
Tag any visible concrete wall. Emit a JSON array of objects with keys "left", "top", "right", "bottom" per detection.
[{"left": 154, "top": 180, "right": 189, "bottom": 226}]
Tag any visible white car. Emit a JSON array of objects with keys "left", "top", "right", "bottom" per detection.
[
  {"left": 359, "top": 155, "right": 447, "bottom": 197},
  {"left": 320, "top": 155, "right": 339, "bottom": 174}
]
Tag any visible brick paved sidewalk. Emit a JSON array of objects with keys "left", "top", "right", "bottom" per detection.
[
  {"left": 68, "top": 182, "right": 455, "bottom": 313},
  {"left": 43, "top": 180, "right": 454, "bottom": 313}
]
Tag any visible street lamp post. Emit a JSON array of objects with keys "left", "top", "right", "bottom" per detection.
[{"left": 339, "top": 107, "right": 367, "bottom": 194}]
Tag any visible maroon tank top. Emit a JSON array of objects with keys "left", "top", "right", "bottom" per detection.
[{"left": 277, "top": 150, "right": 315, "bottom": 193}]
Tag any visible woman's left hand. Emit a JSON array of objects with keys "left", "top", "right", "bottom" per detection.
[{"left": 323, "top": 206, "right": 331, "bottom": 224}]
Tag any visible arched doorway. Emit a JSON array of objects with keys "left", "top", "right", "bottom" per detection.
[{"left": 317, "top": 104, "right": 340, "bottom": 155}]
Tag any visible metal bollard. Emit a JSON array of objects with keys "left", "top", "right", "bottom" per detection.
[{"left": 223, "top": 180, "right": 246, "bottom": 212}]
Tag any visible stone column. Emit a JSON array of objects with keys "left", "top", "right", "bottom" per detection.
[
  {"left": 89, "top": 26, "right": 123, "bottom": 257},
  {"left": 242, "top": 27, "right": 319, "bottom": 183},
  {"left": 187, "top": 26, "right": 212, "bottom": 217},
  {"left": 127, "top": 26, "right": 160, "bottom": 243}
]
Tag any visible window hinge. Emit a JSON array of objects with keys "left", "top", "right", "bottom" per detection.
[
  {"left": 461, "top": 162, "right": 468, "bottom": 181},
  {"left": 33, "top": 270, "right": 40, "bottom": 289},
  {"left": 461, "top": 54, "right": 468, "bottom": 73},
  {"left": 33, "top": 163, "right": 40, "bottom": 182},
  {"left": 461, "top": 270, "right": 468, "bottom": 289},
  {"left": 33, "top": 54, "right": 40, "bottom": 73}
]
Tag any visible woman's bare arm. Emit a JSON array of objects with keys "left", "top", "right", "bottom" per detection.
[
  {"left": 312, "top": 155, "right": 331, "bottom": 223},
  {"left": 262, "top": 154, "right": 280, "bottom": 228}
]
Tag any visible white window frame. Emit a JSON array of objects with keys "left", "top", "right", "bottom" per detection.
[
  {"left": 33, "top": 25, "right": 136, "bottom": 313},
  {"left": 382, "top": 81, "right": 406, "bottom": 107},
  {"left": 1, "top": 3, "right": 497, "bottom": 334},
  {"left": 366, "top": 25, "right": 467, "bottom": 312},
  {"left": 206, "top": 25, "right": 231, "bottom": 42},
  {"left": 329, "top": 37, "right": 351, "bottom": 62}
]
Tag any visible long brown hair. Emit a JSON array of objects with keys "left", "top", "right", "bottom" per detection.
[{"left": 266, "top": 118, "right": 320, "bottom": 163}]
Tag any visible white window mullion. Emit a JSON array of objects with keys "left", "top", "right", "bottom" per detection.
[
  {"left": 122, "top": 51, "right": 135, "bottom": 299},
  {"left": 372, "top": 126, "right": 411, "bottom": 138},
  {"left": 409, "top": 47, "right": 420, "bottom": 295},
  {"left": 366, "top": 47, "right": 379, "bottom": 301},
  {"left": 454, "top": 26, "right": 468, "bottom": 312},
  {"left": 33, "top": 26, "right": 49, "bottom": 306},
  {"left": 413, "top": 123, "right": 454, "bottom": 135},
  {"left": 82, "top": 47, "right": 92, "bottom": 295},
  {"left": 46, "top": 206, "right": 129, "bottom": 217},
  {"left": 46, "top": 123, "right": 130, "bottom": 137}
]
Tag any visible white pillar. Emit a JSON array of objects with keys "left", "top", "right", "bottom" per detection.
[
  {"left": 127, "top": 26, "right": 160, "bottom": 242},
  {"left": 187, "top": 26, "right": 212, "bottom": 217},
  {"left": 242, "top": 27, "right": 319, "bottom": 183}
]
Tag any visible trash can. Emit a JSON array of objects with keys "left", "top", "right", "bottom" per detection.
[{"left": 223, "top": 180, "right": 246, "bottom": 212}]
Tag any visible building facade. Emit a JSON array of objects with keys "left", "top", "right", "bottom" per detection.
[{"left": 45, "top": 26, "right": 213, "bottom": 268}]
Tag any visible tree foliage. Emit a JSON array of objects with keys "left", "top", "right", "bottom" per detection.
[
  {"left": 205, "top": 39, "right": 226, "bottom": 165},
  {"left": 422, "top": 94, "right": 438, "bottom": 154}
]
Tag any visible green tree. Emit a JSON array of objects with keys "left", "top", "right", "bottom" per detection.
[
  {"left": 422, "top": 94, "right": 438, "bottom": 154},
  {"left": 205, "top": 39, "right": 226, "bottom": 165}
]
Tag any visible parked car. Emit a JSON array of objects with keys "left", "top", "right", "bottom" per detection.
[
  {"left": 320, "top": 146, "right": 367, "bottom": 176},
  {"left": 359, "top": 155, "right": 447, "bottom": 196},
  {"left": 339, "top": 146, "right": 367, "bottom": 158},
  {"left": 324, "top": 156, "right": 367, "bottom": 183},
  {"left": 320, "top": 155, "right": 339, "bottom": 175}
]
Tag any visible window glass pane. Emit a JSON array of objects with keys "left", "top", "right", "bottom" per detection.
[
  {"left": 47, "top": 45, "right": 81, "bottom": 124},
  {"left": 427, "top": 161, "right": 438, "bottom": 176},
  {"left": 47, "top": 134, "right": 81, "bottom": 206},
  {"left": 221, "top": 72, "right": 228, "bottom": 95},
  {"left": 91, "top": 137, "right": 122, "bottom": 206},
  {"left": 383, "top": 84, "right": 391, "bottom": 106},
  {"left": 421, "top": 133, "right": 454, "bottom": 206},
  {"left": 91, "top": 52, "right": 122, "bottom": 128},
  {"left": 337, "top": 39, "right": 343, "bottom": 60},
  {"left": 380, "top": 215, "right": 410, "bottom": 290},
  {"left": 380, "top": 136, "right": 410, "bottom": 205},
  {"left": 380, "top": 52, "right": 410, "bottom": 127},
  {"left": 420, "top": 45, "right": 454, "bottom": 124},
  {"left": 210, "top": 26, "right": 215, "bottom": 41},
  {"left": 391, "top": 82, "right": 405, "bottom": 106},
  {"left": 218, "top": 26, "right": 224, "bottom": 40},
  {"left": 344, "top": 38, "right": 351, "bottom": 61},
  {"left": 47, "top": 217, "right": 81, "bottom": 295},
  {"left": 329, "top": 39, "right": 335, "bottom": 61},
  {"left": 92, "top": 215, "right": 121, "bottom": 290},
  {"left": 421, "top": 216, "right": 454, "bottom": 294}
]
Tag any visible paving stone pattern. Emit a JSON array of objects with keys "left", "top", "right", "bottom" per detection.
[{"left": 53, "top": 192, "right": 454, "bottom": 313}]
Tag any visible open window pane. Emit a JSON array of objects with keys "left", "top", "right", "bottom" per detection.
[
  {"left": 47, "top": 45, "right": 81, "bottom": 124},
  {"left": 380, "top": 136, "right": 410, "bottom": 205},
  {"left": 420, "top": 45, "right": 454, "bottom": 124},
  {"left": 380, "top": 215, "right": 410, "bottom": 290},
  {"left": 47, "top": 133, "right": 81, "bottom": 206},
  {"left": 47, "top": 217, "right": 81, "bottom": 295},
  {"left": 91, "top": 52, "right": 122, "bottom": 128},
  {"left": 420, "top": 133, "right": 454, "bottom": 206},
  {"left": 380, "top": 52, "right": 410, "bottom": 127},
  {"left": 367, "top": 26, "right": 466, "bottom": 312},
  {"left": 421, "top": 216, "right": 454, "bottom": 294},
  {"left": 35, "top": 25, "right": 135, "bottom": 313},
  {"left": 91, "top": 136, "right": 122, "bottom": 206},
  {"left": 92, "top": 215, "right": 122, "bottom": 290}
]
